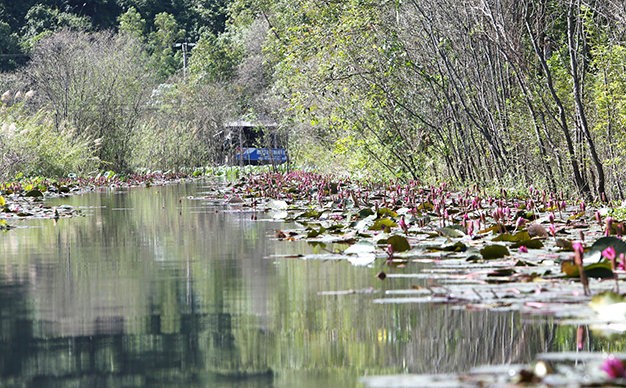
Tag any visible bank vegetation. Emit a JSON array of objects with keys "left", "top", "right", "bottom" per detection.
[{"left": 1, "top": 0, "right": 626, "bottom": 200}]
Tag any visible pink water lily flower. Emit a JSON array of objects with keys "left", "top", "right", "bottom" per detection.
[
  {"left": 602, "top": 356, "right": 626, "bottom": 379},
  {"left": 603, "top": 246, "right": 617, "bottom": 261}
]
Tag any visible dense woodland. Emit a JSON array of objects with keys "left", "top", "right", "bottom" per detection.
[{"left": 1, "top": 0, "right": 626, "bottom": 200}]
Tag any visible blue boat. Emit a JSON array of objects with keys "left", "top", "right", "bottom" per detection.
[{"left": 235, "top": 147, "right": 288, "bottom": 164}]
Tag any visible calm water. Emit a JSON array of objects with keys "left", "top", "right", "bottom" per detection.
[{"left": 0, "top": 182, "right": 596, "bottom": 386}]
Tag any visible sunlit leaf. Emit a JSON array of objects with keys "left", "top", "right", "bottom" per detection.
[
  {"left": 344, "top": 241, "right": 376, "bottom": 254},
  {"left": 437, "top": 226, "right": 465, "bottom": 238},
  {"left": 369, "top": 218, "right": 397, "bottom": 231},
  {"left": 493, "top": 231, "right": 530, "bottom": 242},
  {"left": 0, "top": 196, "right": 5, "bottom": 207},
  {"left": 377, "top": 207, "right": 397, "bottom": 218},
  {"left": 268, "top": 199, "right": 288, "bottom": 210}
]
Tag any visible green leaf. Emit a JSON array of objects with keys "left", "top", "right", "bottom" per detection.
[
  {"left": 0, "top": 196, "right": 5, "bottom": 207},
  {"left": 369, "top": 218, "right": 397, "bottom": 231},
  {"left": 480, "top": 244, "right": 510, "bottom": 260},
  {"left": 511, "top": 239, "right": 544, "bottom": 249},
  {"left": 588, "top": 236, "right": 626, "bottom": 261},
  {"left": 437, "top": 226, "right": 465, "bottom": 238},
  {"left": 562, "top": 260, "right": 614, "bottom": 279},
  {"left": 358, "top": 207, "right": 375, "bottom": 218},
  {"left": 387, "top": 235, "right": 411, "bottom": 252},
  {"left": 25, "top": 189, "right": 43, "bottom": 198},
  {"left": 377, "top": 207, "right": 397, "bottom": 218},
  {"left": 493, "top": 231, "right": 531, "bottom": 243}
]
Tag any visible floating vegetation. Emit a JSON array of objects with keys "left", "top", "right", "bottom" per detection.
[
  {"left": 191, "top": 171, "right": 626, "bottom": 326},
  {"left": 0, "top": 171, "right": 191, "bottom": 221},
  {"left": 360, "top": 352, "right": 626, "bottom": 387}
]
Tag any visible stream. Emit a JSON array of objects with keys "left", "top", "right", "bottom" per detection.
[{"left": 0, "top": 181, "right": 596, "bottom": 386}]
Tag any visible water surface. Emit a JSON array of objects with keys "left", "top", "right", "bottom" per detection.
[{"left": 0, "top": 182, "right": 606, "bottom": 386}]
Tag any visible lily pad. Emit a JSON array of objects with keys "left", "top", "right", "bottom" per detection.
[
  {"left": 344, "top": 241, "right": 376, "bottom": 254},
  {"left": 561, "top": 260, "right": 613, "bottom": 279},
  {"left": 387, "top": 235, "right": 411, "bottom": 252},
  {"left": 493, "top": 231, "right": 531, "bottom": 243},
  {"left": 437, "top": 226, "right": 465, "bottom": 238},
  {"left": 268, "top": 199, "right": 288, "bottom": 210},
  {"left": 369, "top": 218, "right": 397, "bottom": 231},
  {"left": 480, "top": 244, "right": 509, "bottom": 260},
  {"left": 24, "top": 189, "right": 43, "bottom": 198},
  {"left": 587, "top": 236, "right": 626, "bottom": 262},
  {"left": 377, "top": 207, "right": 398, "bottom": 218},
  {"left": 511, "top": 239, "right": 544, "bottom": 249}
]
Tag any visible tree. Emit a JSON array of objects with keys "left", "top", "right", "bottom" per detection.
[
  {"left": 24, "top": 30, "right": 154, "bottom": 171},
  {"left": 118, "top": 6, "right": 146, "bottom": 40},
  {"left": 148, "top": 12, "right": 184, "bottom": 79},
  {"left": 21, "top": 4, "right": 93, "bottom": 47}
]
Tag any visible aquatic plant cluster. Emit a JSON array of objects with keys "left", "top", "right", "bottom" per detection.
[
  {"left": 0, "top": 171, "right": 189, "bottom": 225},
  {"left": 203, "top": 171, "right": 626, "bottom": 384}
]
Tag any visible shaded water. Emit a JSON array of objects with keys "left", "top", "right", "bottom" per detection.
[{"left": 0, "top": 182, "right": 610, "bottom": 386}]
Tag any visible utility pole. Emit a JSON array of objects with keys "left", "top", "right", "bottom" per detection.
[{"left": 174, "top": 42, "right": 196, "bottom": 78}]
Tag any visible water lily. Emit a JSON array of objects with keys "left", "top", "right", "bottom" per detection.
[
  {"left": 603, "top": 246, "right": 617, "bottom": 262},
  {"left": 601, "top": 356, "right": 626, "bottom": 379},
  {"left": 398, "top": 215, "right": 409, "bottom": 235}
]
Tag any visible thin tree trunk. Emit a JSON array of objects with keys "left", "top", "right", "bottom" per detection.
[
  {"left": 524, "top": 7, "right": 590, "bottom": 198},
  {"left": 567, "top": 0, "right": 606, "bottom": 200}
]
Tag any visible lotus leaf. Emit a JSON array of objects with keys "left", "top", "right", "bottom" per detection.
[{"left": 480, "top": 244, "right": 510, "bottom": 260}]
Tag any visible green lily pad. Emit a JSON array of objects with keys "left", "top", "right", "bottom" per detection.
[
  {"left": 511, "top": 239, "right": 544, "bottom": 249},
  {"left": 358, "top": 207, "right": 375, "bottom": 218},
  {"left": 377, "top": 207, "right": 398, "bottom": 218},
  {"left": 480, "top": 244, "right": 510, "bottom": 260},
  {"left": 25, "top": 189, "right": 43, "bottom": 198},
  {"left": 369, "top": 218, "right": 397, "bottom": 231},
  {"left": 387, "top": 235, "right": 411, "bottom": 252},
  {"left": 588, "top": 236, "right": 626, "bottom": 262},
  {"left": 493, "top": 231, "right": 531, "bottom": 243},
  {"left": 429, "top": 241, "right": 467, "bottom": 252},
  {"left": 561, "top": 259, "right": 613, "bottom": 279},
  {"left": 301, "top": 209, "right": 321, "bottom": 219},
  {"left": 437, "top": 226, "right": 465, "bottom": 238}
]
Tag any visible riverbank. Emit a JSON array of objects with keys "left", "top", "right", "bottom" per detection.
[{"left": 0, "top": 171, "right": 192, "bottom": 226}]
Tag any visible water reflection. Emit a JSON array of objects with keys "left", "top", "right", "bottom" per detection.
[{"left": 0, "top": 182, "right": 619, "bottom": 386}]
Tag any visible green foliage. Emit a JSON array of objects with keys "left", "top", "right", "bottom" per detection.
[
  {"left": 0, "top": 19, "right": 25, "bottom": 71},
  {"left": 188, "top": 31, "right": 243, "bottom": 82},
  {"left": 148, "top": 12, "right": 184, "bottom": 79},
  {"left": 25, "top": 30, "right": 153, "bottom": 172},
  {"left": 131, "top": 81, "right": 235, "bottom": 170},
  {"left": 0, "top": 104, "right": 98, "bottom": 179},
  {"left": 118, "top": 6, "right": 146, "bottom": 40},
  {"left": 21, "top": 5, "right": 92, "bottom": 48}
]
